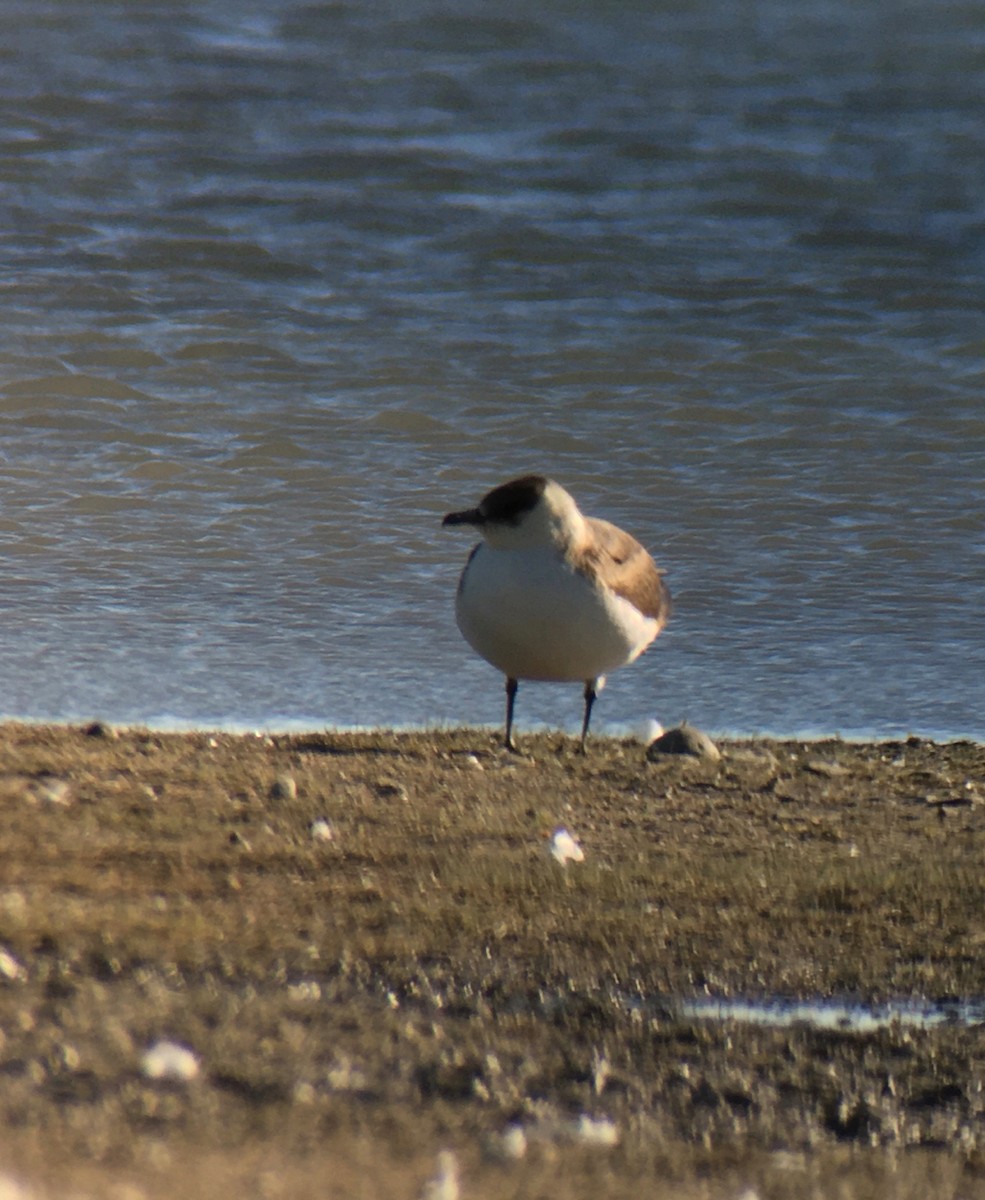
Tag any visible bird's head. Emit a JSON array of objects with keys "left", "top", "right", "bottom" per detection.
[{"left": 442, "top": 475, "right": 585, "bottom": 551}]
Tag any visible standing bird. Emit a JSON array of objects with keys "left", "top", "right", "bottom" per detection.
[{"left": 442, "top": 475, "right": 670, "bottom": 752}]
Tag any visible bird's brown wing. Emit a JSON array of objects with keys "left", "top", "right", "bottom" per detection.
[{"left": 579, "top": 518, "right": 671, "bottom": 628}]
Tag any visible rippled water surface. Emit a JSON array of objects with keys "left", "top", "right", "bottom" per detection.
[{"left": 2, "top": 0, "right": 984, "bottom": 736}]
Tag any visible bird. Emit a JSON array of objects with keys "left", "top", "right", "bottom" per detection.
[{"left": 442, "top": 474, "right": 670, "bottom": 752}]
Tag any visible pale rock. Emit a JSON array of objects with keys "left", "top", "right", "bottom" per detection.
[
  {"left": 550, "top": 827, "right": 585, "bottom": 865},
  {"left": 422, "top": 1150, "right": 459, "bottom": 1200},
  {"left": 310, "top": 818, "right": 335, "bottom": 842},
  {"left": 141, "top": 1040, "right": 200, "bottom": 1082}
]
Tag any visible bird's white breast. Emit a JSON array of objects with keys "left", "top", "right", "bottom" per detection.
[{"left": 455, "top": 543, "right": 658, "bottom": 683}]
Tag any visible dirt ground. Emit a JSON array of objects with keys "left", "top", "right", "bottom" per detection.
[{"left": 0, "top": 722, "right": 984, "bottom": 1198}]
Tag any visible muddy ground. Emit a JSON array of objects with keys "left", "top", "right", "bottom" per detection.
[{"left": 0, "top": 722, "right": 984, "bottom": 1198}]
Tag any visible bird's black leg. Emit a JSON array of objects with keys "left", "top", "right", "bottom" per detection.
[
  {"left": 579, "top": 679, "right": 598, "bottom": 753},
  {"left": 504, "top": 676, "right": 519, "bottom": 752}
]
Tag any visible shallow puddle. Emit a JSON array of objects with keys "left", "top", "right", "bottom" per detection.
[{"left": 670, "top": 995, "right": 985, "bottom": 1032}]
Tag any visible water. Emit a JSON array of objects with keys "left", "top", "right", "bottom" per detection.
[
  {"left": 2, "top": 0, "right": 984, "bottom": 738},
  {"left": 674, "top": 995, "right": 985, "bottom": 1033}
]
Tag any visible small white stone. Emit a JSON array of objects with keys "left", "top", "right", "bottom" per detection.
[
  {"left": 141, "top": 1040, "right": 200, "bottom": 1082},
  {"left": 0, "top": 949, "right": 25, "bottom": 983},
  {"left": 32, "top": 777, "right": 72, "bottom": 806},
  {"left": 571, "top": 1115, "right": 619, "bottom": 1146},
  {"left": 326, "top": 1056, "right": 367, "bottom": 1092},
  {"left": 310, "top": 818, "right": 335, "bottom": 842},
  {"left": 647, "top": 722, "right": 721, "bottom": 762},
  {"left": 633, "top": 718, "right": 664, "bottom": 745},
  {"left": 550, "top": 827, "right": 585, "bottom": 865},
  {"left": 287, "top": 980, "right": 322, "bottom": 1003},
  {"left": 422, "top": 1150, "right": 459, "bottom": 1200},
  {"left": 500, "top": 1124, "right": 527, "bottom": 1159}
]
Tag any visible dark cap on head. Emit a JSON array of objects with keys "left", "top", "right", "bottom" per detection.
[{"left": 443, "top": 474, "right": 548, "bottom": 528}]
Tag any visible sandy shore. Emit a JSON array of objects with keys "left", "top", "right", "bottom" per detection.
[{"left": 0, "top": 722, "right": 983, "bottom": 1198}]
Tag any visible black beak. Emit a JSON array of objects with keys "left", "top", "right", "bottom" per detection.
[{"left": 442, "top": 507, "right": 484, "bottom": 528}]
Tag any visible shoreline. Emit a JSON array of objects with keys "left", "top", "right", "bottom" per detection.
[
  {"left": 3, "top": 714, "right": 981, "bottom": 746},
  {"left": 0, "top": 722, "right": 983, "bottom": 1197}
]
